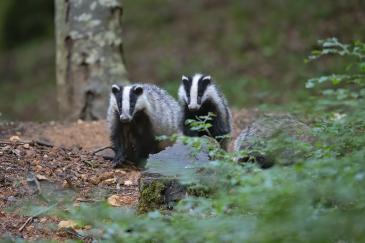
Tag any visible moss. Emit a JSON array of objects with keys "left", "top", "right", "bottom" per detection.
[
  {"left": 138, "top": 180, "right": 166, "bottom": 213},
  {"left": 187, "top": 184, "right": 211, "bottom": 197}
]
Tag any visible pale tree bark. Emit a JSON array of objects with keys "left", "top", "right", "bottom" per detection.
[{"left": 55, "top": 0, "right": 128, "bottom": 120}]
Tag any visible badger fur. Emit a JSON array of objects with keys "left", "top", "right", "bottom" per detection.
[
  {"left": 178, "top": 73, "right": 232, "bottom": 150},
  {"left": 107, "top": 83, "right": 181, "bottom": 167}
]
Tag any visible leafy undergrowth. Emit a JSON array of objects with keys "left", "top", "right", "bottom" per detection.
[{"left": 49, "top": 39, "right": 365, "bottom": 242}]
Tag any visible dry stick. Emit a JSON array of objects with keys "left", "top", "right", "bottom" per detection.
[
  {"left": 18, "top": 217, "right": 34, "bottom": 232},
  {"left": 0, "top": 139, "right": 54, "bottom": 147},
  {"left": 32, "top": 140, "right": 54, "bottom": 148},
  {"left": 91, "top": 145, "right": 113, "bottom": 155},
  {"left": 18, "top": 203, "right": 58, "bottom": 232}
]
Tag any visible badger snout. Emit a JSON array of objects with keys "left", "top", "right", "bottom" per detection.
[
  {"left": 120, "top": 114, "right": 132, "bottom": 123},
  {"left": 188, "top": 104, "right": 201, "bottom": 112}
]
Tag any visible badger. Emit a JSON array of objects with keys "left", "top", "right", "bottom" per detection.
[
  {"left": 178, "top": 73, "right": 232, "bottom": 150},
  {"left": 107, "top": 83, "right": 181, "bottom": 167}
]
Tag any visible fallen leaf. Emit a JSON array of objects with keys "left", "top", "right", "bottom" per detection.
[
  {"left": 107, "top": 195, "right": 121, "bottom": 207},
  {"left": 124, "top": 180, "right": 133, "bottom": 186},
  {"left": 98, "top": 171, "right": 114, "bottom": 181},
  {"left": 39, "top": 218, "right": 47, "bottom": 223},
  {"left": 107, "top": 195, "right": 136, "bottom": 206},
  {"left": 23, "top": 144, "right": 30, "bottom": 149},
  {"left": 58, "top": 220, "right": 78, "bottom": 229},
  {"left": 102, "top": 178, "right": 116, "bottom": 185},
  {"left": 89, "top": 176, "right": 99, "bottom": 185},
  {"left": 9, "top": 136, "right": 20, "bottom": 142},
  {"left": 62, "top": 180, "right": 70, "bottom": 188},
  {"left": 35, "top": 165, "right": 43, "bottom": 172},
  {"left": 36, "top": 174, "right": 48, "bottom": 181}
]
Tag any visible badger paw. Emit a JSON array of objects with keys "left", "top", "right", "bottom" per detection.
[{"left": 112, "top": 153, "right": 126, "bottom": 168}]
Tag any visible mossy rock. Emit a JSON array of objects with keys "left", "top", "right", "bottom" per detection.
[
  {"left": 234, "top": 113, "right": 315, "bottom": 168},
  {"left": 138, "top": 140, "right": 214, "bottom": 212}
]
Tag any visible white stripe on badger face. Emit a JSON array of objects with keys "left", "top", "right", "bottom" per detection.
[
  {"left": 121, "top": 86, "right": 132, "bottom": 121},
  {"left": 189, "top": 74, "right": 202, "bottom": 110}
]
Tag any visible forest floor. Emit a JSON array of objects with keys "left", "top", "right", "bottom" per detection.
[{"left": 0, "top": 109, "right": 254, "bottom": 241}]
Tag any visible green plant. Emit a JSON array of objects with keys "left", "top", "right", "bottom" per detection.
[{"left": 33, "top": 39, "right": 365, "bottom": 242}]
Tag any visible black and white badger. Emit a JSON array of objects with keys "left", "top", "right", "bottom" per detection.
[
  {"left": 178, "top": 73, "right": 232, "bottom": 150},
  {"left": 107, "top": 83, "right": 181, "bottom": 167}
]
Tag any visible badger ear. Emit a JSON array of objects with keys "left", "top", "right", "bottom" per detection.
[
  {"left": 112, "top": 84, "right": 120, "bottom": 94},
  {"left": 202, "top": 75, "right": 211, "bottom": 85},
  {"left": 133, "top": 85, "right": 143, "bottom": 95}
]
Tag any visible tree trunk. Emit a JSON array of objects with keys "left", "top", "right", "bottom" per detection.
[{"left": 55, "top": 0, "right": 128, "bottom": 120}]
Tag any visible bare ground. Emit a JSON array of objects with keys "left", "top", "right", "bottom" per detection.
[{"left": 0, "top": 109, "right": 255, "bottom": 241}]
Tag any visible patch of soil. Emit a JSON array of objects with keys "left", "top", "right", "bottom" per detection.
[
  {"left": 0, "top": 109, "right": 256, "bottom": 241},
  {"left": 0, "top": 121, "right": 139, "bottom": 241},
  {"left": 4, "top": 120, "right": 110, "bottom": 151}
]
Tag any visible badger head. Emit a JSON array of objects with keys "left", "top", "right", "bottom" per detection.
[
  {"left": 111, "top": 84, "right": 145, "bottom": 123},
  {"left": 178, "top": 73, "right": 212, "bottom": 112}
]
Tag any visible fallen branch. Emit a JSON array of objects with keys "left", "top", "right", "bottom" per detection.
[
  {"left": 32, "top": 140, "right": 54, "bottom": 148},
  {"left": 18, "top": 203, "right": 58, "bottom": 232},
  {"left": 18, "top": 217, "right": 34, "bottom": 232},
  {"left": 0, "top": 139, "right": 54, "bottom": 148},
  {"left": 91, "top": 145, "right": 113, "bottom": 155}
]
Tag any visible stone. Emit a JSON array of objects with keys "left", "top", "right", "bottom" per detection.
[
  {"left": 234, "top": 113, "right": 315, "bottom": 168},
  {"left": 138, "top": 140, "right": 214, "bottom": 212}
]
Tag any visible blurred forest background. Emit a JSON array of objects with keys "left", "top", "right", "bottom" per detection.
[{"left": 0, "top": 0, "right": 364, "bottom": 121}]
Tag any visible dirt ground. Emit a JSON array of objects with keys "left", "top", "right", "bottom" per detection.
[{"left": 0, "top": 109, "right": 254, "bottom": 241}]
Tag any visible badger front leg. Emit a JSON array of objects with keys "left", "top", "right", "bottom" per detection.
[{"left": 111, "top": 124, "right": 126, "bottom": 167}]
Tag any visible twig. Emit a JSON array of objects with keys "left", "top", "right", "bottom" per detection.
[
  {"left": 82, "top": 160, "right": 94, "bottom": 168},
  {"left": 32, "top": 140, "right": 54, "bottom": 148},
  {"left": 19, "top": 216, "right": 34, "bottom": 232},
  {"left": 18, "top": 203, "right": 58, "bottom": 232},
  {"left": 0, "top": 139, "right": 54, "bottom": 147},
  {"left": 92, "top": 145, "right": 113, "bottom": 155},
  {"left": 61, "top": 227, "right": 85, "bottom": 239},
  {"left": 75, "top": 198, "right": 102, "bottom": 203}
]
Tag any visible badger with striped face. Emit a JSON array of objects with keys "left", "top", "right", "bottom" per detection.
[
  {"left": 178, "top": 73, "right": 232, "bottom": 150},
  {"left": 107, "top": 84, "right": 181, "bottom": 167}
]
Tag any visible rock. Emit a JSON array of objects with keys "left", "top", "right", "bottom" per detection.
[
  {"left": 95, "top": 148, "right": 114, "bottom": 160},
  {"left": 138, "top": 140, "right": 213, "bottom": 212},
  {"left": 11, "top": 149, "right": 21, "bottom": 157},
  {"left": 234, "top": 113, "right": 314, "bottom": 168},
  {"left": 7, "top": 196, "right": 16, "bottom": 202}
]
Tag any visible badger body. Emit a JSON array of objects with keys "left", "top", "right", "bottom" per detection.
[
  {"left": 178, "top": 73, "right": 232, "bottom": 150},
  {"left": 107, "top": 84, "right": 181, "bottom": 167}
]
